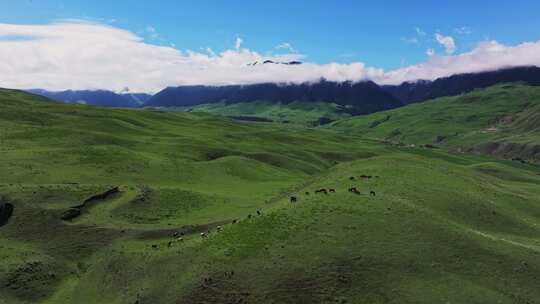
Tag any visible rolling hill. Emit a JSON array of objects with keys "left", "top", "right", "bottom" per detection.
[
  {"left": 329, "top": 83, "right": 540, "bottom": 163},
  {"left": 0, "top": 88, "right": 539, "bottom": 304}
]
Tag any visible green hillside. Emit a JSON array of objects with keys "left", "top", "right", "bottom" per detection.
[
  {"left": 1, "top": 88, "right": 540, "bottom": 304},
  {"left": 155, "top": 100, "right": 352, "bottom": 125},
  {"left": 329, "top": 83, "right": 540, "bottom": 163}
]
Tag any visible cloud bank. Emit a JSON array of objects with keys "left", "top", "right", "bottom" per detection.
[
  {"left": 379, "top": 40, "right": 540, "bottom": 85},
  {"left": 1, "top": 21, "right": 540, "bottom": 92}
]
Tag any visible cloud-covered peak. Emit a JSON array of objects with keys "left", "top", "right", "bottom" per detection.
[{"left": 379, "top": 40, "right": 540, "bottom": 84}]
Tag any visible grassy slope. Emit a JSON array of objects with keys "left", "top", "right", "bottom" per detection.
[
  {"left": 0, "top": 89, "right": 539, "bottom": 303},
  {"left": 329, "top": 83, "right": 540, "bottom": 162},
  {"left": 157, "top": 100, "right": 351, "bottom": 125}
]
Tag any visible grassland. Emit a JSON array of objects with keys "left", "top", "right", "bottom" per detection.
[
  {"left": 156, "top": 100, "right": 352, "bottom": 125},
  {"left": 0, "top": 88, "right": 539, "bottom": 303},
  {"left": 329, "top": 83, "right": 540, "bottom": 163}
]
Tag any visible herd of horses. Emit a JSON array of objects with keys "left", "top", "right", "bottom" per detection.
[
  {"left": 290, "top": 175, "right": 378, "bottom": 203},
  {"left": 151, "top": 174, "right": 378, "bottom": 248}
]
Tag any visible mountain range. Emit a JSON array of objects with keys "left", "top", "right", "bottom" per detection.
[
  {"left": 145, "top": 80, "right": 402, "bottom": 114},
  {"left": 145, "top": 66, "right": 540, "bottom": 112},
  {"left": 382, "top": 65, "right": 540, "bottom": 104},
  {"left": 26, "top": 66, "right": 540, "bottom": 114},
  {"left": 27, "top": 89, "right": 152, "bottom": 108}
]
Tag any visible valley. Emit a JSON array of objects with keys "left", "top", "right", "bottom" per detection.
[
  {"left": 1, "top": 85, "right": 539, "bottom": 303},
  {"left": 3, "top": 3, "right": 540, "bottom": 303},
  {"left": 157, "top": 100, "right": 352, "bottom": 126}
]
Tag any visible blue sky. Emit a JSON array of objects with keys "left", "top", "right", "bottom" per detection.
[
  {"left": 1, "top": 0, "right": 540, "bottom": 92},
  {"left": 2, "top": 0, "right": 539, "bottom": 69}
]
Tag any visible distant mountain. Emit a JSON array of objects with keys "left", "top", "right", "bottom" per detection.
[
  {"left": 27, "top": 89, "right": 152, "bottom": 108},
  {"left": 247, "top": 60, "right": 303, "bottom": 66},
  {"left": 382, "top": 66, "right": 540, "bottom": 104},
  {"left": 145, "top": 80, "right": 402, "bottom": 115}
]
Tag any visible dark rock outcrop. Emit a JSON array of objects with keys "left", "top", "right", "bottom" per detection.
[
  {"left": 80, "top": 187, "right": 120, "bottom": 206},
  {"left": 0, "top": 202, "right": 14, "bottom": 226},
  {"left": 61, "top": 187, "right": 120, "bottom": 221},
  {"left": 61, "top": 208, "right": 81, "bottom": 221}
]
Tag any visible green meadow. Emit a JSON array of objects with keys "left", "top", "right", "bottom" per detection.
[
  {"left": 1, "top": 86, "right": 539, "bottom": 303},
  {"left": 329, "top": 83, "right": 540, "bottom": 162},
  {"left": 156, "top": 100, "right": 352, "bottom": 125}
]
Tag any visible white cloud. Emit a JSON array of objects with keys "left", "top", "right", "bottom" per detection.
[
  {"left": 0, "top": 21, "right": 540, "bottom": 92},
  {"left": 401, "top": 37, "right": 419, "bottom": 44},
  {"left": 0, "top": 21, "right": 384, "bottom": 92},
  {"left": 145, "top": 25, "right": 159, "bottom": 39},
  {"left": 235, "top": 37, "right": 243, "bottom": 50},
  {"left": 275, "top": 42, "right": 296, "bottom": 52},
  {"left": 339, "top": 52, "right": 357, "bottom": 58},
  {"left": 435, "top": 33, "right": 456, "bottom": 54},
  {"left": 454, "top": 26, "right": 472, "bottom": 35},
  {"left": 415, "top": 27, "right": 426, "bottom": 36},
  {"left": 402, "top": 27, "right": 427, "bottom": 45},
  {"left": 378, "top": 40, "right": 540, "bottom": 84}
]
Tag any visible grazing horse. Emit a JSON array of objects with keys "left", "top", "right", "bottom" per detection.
[
  {"left": 329, "top": 189, "right": 336, "bottom": 193},
  {"left": 315, "top": 189, "right": 328, "bottom": 195},
  {"left": 349, "top": 176, "right": 355, "bottom": 180},
  {"left": 290, "top": 196, "right": 297, "bottom": 203},
  {"left": 370, "top": 191, "right": 376, "bottom": 196},
  {"left": 348, "top": 187, "right": 360, "bottom": 194}
]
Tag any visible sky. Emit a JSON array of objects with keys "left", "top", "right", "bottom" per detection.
[{"left": 1, "top": 0, "right": 540, "bottom": 93}]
